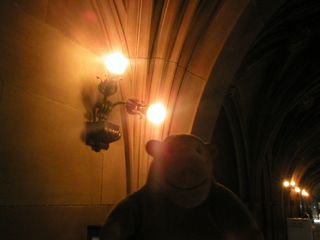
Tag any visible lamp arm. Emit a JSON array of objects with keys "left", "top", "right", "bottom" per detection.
[
  {"left": 112, "top": 100, "right": 147, "bottom": 118},
  {"left": 112, "top": 101, "right": 127, "bottom": 108}
]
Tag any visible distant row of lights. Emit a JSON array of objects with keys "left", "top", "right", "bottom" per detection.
[{"left": 283, "top": 181, "right": 309, "bottom": 196}]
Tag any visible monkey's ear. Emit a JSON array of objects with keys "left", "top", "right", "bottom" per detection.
[
  {"left": 146, "top": 140, "right": 162, "bottom": 157},
  {"left": 205, "top": 143, "right": 219, "bottom": 159}
]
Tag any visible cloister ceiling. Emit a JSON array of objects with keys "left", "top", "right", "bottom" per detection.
[
  {"left": 35, "top": 0, "right": 284, "bottom": 191},
  {"left": 227, "top": 0, "right": 320, "bottom": 194},
  {"left": 9, "top": 0, "right": 320, "bottom": 195}
]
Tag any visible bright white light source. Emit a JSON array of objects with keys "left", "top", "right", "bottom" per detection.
[
  {"left": 284, "top": 181, "right": 290, "bottom": 187},
  {"left": 295, "top": 187, "right": 300, "bottom": 193},
  {"left": 147, "top": 103, "right": 166, "bottom": 124},
  {"left": 103, "top": 52, "right": 129, "bottom": 74}
]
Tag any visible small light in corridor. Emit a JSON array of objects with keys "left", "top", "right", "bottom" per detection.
[{"left": 284, "top": 181, "right": 289, "bottom": 187}]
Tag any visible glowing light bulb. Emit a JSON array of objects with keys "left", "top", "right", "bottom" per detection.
[
  {"left": 291, "top": 181, "right": 295, "bottom": 187},
  {"left": 295, "top": 187, "right": 300, "bottom": 192},
  {"left": 147, "top": 103, "right": 166, "bottom": 124},
  {"left": 103, "top": 52, "right": 129, "bottom": 74},
  {"left": 284, "top": 181, "right": 290, "bottom": 187},
  {"left": 302, "top": 190, "right": 309, "bottom": 196}
]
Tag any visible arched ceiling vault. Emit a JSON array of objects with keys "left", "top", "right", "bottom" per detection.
[
  {"left": 40, "top": 0, "right": 287, "bottom": 191},
  {"left": 226, "top": 0, "right": 320, "bottom": 194}
]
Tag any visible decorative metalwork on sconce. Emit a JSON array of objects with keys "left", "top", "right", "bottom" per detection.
[
  {"left": 86, "top": 75, "right": 147, "bottom": 152},
  {"left": 86, "top": 52, "right": 166, "bottom": 152},
  {"left": 95, "top": 76, "right": 147, "bottom": 121}
]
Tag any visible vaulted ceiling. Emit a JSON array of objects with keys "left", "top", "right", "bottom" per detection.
[
  {"left": 38, "top": 0, "right": 288, "bottom": 191},
  {"left": 1, "top": 1, "right": 320, "bottom": 238},
  {"left": 2, "top": 0, "right": 320, "bottom": 206},
  {"left": 231, "top": 0, "right": 320, "bottom": 193}
]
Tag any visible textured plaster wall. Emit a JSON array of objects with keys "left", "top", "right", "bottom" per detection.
[{"left": 0, "top": 1, "right": 126, "bottom": 239}]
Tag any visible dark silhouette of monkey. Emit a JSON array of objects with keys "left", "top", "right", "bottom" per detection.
[{"left": 100, "top": 134, "right": 263, "bottom": 240}]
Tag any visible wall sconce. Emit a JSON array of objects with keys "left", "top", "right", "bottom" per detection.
[
  {"left": 283, "top": 181, "right": 295, "bottom": 188},
  {"left": 86, "top": 52, "right": 166, "bottom": 152},
  {"left": 302, "top": 189, "right": 309, "bottom": 196},
  {"left": 283, "top": 180, "right": 297, "bottom": 217},
  {"left": 283, "top": 180, "right": 310, "bottom": 218}
]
